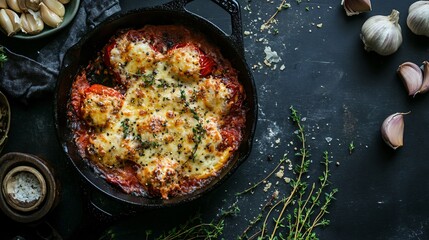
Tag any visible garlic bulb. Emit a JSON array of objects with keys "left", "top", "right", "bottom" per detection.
[
  {"left": 381, "top": 112, "right": 410, "bottom": 150},
  {"left": 407, "top": 1, "right": 429, "bottom": 37},
  {"left": 342, "top": 0, "right": 372, "bottom": 16},
  {"left": 361, "top": 9, "right": 402, "bottom": 56},
  {"left": 397, "top": 62, "right": 423, "bottom": 96},
  {"left": 0, "top": 8, "right": 20, "bottom": 36}
]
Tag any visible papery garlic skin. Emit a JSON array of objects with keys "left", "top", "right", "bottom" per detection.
[
  {"left": 407, "top": 1, "right": 429, "bottom": 37},
  {"left": 361, "top": 9, "right": 402, "bottom": 56},
  {"left": 397, "top": 62, "right": 423, "bottom": 96},
  {"left": 418, "top": 61, "right": 429, "bottom": 94},
  {"left": 342, "top": 0, "right": 372, "bottom": 16},
  {"left": 381, "top": 112, "right": 409, "bottom": 150}
]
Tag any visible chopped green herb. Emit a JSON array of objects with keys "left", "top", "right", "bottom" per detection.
[
  {"left": 349, "top": 141, "right": 355, "bottom": 155},
  {"left": 135, "top": 134, "right": 160, "bottom": 150},
  {"left": 120, "top": 118, "right": 131, "bottom": 138},
  {"left": 0, "top": 47, "right": 7, "bottom": 67},
  {"left": 133, "top": 70, "right": 155, "bottom": 86},
  {"left": 191, "top": 122, "right": 206, "bottom": 161},
  {"left": 180, "top": 89, "right": 186, "bottom": 101},
  {"left": 143, "top": 74, "right": 155, "bottom": 86}
]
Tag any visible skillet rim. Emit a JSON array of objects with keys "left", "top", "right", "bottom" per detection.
[{"left": 54, "top": 5, "right": 257, "bottom": 209}]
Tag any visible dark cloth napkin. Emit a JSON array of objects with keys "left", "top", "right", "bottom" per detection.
[{"left": 0, "top": 0, "right": 121, "bottom": 104}]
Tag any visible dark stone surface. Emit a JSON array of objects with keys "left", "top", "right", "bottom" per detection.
[{"left": 1, "top": 0, "right": 429, "bottom": 239}]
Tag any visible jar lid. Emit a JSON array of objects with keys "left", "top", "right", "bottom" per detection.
[{"left": 0, "top": 152, "right": 59, "bottom": 223}]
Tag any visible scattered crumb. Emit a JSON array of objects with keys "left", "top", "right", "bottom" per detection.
[
  {"left": 263, "top": 182, "right": 272, "bottom": 192},
  {"left": 263, "top": 46, "right": 281, "bottom": 67},
  {"left": 275, "top": 169, "right": 284, "bottom": 178}
]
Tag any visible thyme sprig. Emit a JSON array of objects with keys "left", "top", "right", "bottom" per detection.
[
  {"left": 155, "top": 217, "right": 224, "bottom": 240},
  {"left": 180, "top": 89, "right": 206, "bottom": 161},
  {"left": 261, "top": 0, "right": 291, "bottom": 30},
  {"left": 287, "top": 151, "right": 338, "bottom": 240},
  {"left": 127, "top": 214, "right": 224, "bottom": 240},
  {"left": 262, "top": 106, "right": 310, "bottom": 239},
  {"left": 236, "top": 156, "right": 286, "bottom": 196},
  {"left": 237, "top": 106, "right": 337, "bottom": 240}
]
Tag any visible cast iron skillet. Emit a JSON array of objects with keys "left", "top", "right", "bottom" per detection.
[{"left": 54, "top": 0, "right": 257, "bottom": 209}]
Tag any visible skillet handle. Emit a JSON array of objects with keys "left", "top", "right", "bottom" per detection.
[{"left": 163, "top": 0, "right": 244, "bottom": 55}]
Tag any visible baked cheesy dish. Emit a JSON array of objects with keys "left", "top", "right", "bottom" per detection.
[{"left": 68, "top": 25, "right": 246, "bottom": 199}]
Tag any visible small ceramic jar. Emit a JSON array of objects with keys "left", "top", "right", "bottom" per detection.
[{"left": 0, "top": 152, "right": 59, "bottom": 223}]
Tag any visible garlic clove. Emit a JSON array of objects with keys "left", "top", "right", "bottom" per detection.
[
  {"left": 0, "top": 9, "right": 20, "bottom": 36},
  {"left": 20, "top": 10, "right": 43, "bottom": 34},
  {"left": 42, "top": 0, "right": 64, "bottom": 18},
  {"left": 7, "top": 0, "right": 21, "bottom": 13},
  {"left": 418, "top": 61, "right": 429, "bottom": 94},
  {"left": 39, "top": 2, "right": 62, "bottom": 28},
  {"left": 5, "top": 8, "right": 20, "bottom": 33},
  {"left": 407, "top": 1, "right": 429, "bottom": 37},
  {"left": 397, "top": 62, "right": 423, "bottom": 96},
  {"left": 342, "top": 0, "right": 372, "bottom": 16},
  {"left": 361, "top": 9, "right": 403, "bottom": 56},
  {"left": 20, "top": 13, "right": 31, "bottom": 33},
  {"left": 0, "top": 0, "right": 7, "bottom": 9},
  {"left": 25, "top": 0, "right": 41, "bottom": 11},
  {"left": 17, "top": 0, "right": 28, "bottom": 12},
  {"left": 58, "top": 0, "right": 69, "bottom": 4},
  {"left": 0, "top": 9, "right": 14, "bottom": 35},
  {"left": 381, "top": 112, "right": 410, "bottom": 150}
]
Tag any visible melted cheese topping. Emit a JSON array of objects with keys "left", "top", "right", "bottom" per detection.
[
  {"left": 82, "top": 37, "right": 235, "bottom": 198},
  {"left": 167, "top": 45, "right": 202, "bottom": 82},
  {"left": 81, "top": 90, "right": 122, "bottom": 128}
]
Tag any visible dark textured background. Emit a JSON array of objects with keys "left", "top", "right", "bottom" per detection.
[{"left": 1, "top": 0, "right": 429, "bottom": 239}]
